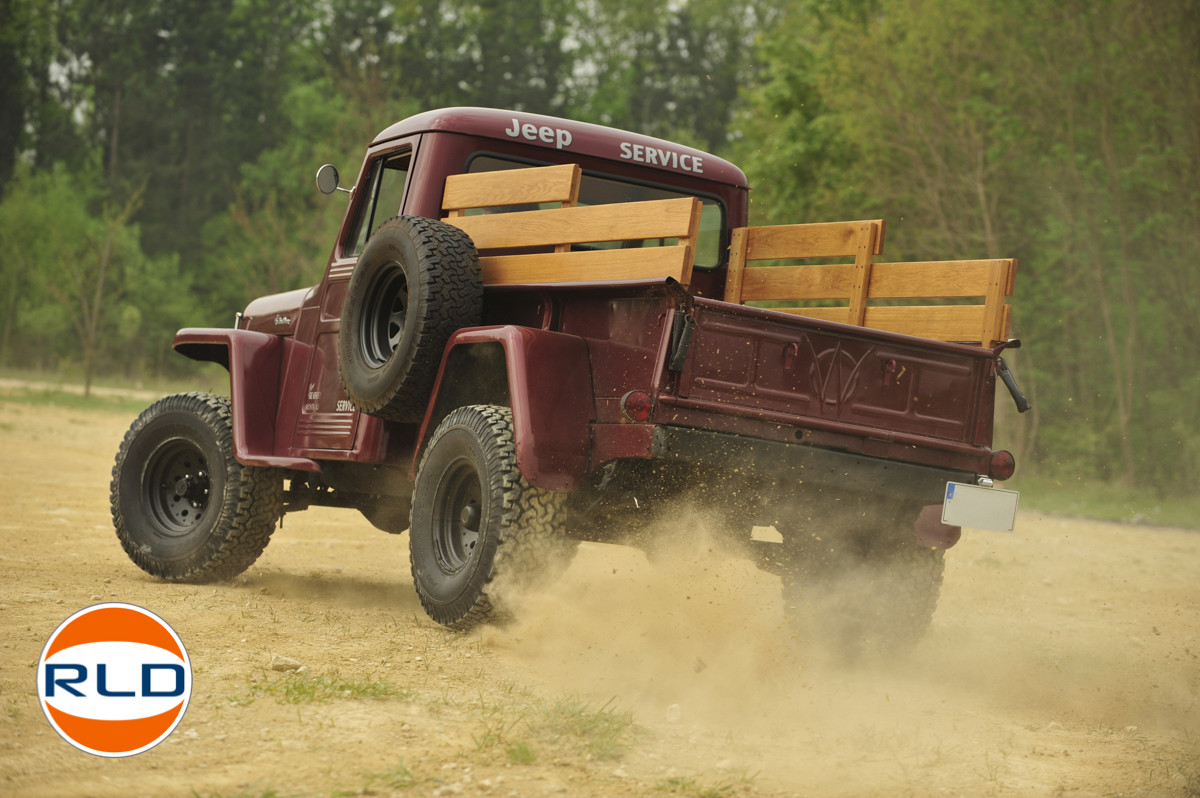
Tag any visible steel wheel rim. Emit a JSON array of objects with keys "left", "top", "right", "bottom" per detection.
[
  {"left": 432, "top": 457, "right": 483, "bottom": 575},
  {"left": 143, "top": 438, "right": 211, "bottom": 536},
  {"left": 360, "top": 262, "right": 408, "bottom": 368}
]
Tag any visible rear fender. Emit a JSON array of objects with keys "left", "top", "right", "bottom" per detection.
[
  {"left": 414, "top": 326, "right": 594, "bottom": 492},
  {"left": 173, "top": 328, "right": 318, "bottom": 471}
]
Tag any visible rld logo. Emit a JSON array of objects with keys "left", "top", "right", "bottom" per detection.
[{"left": 37, "top": 603, "right": 192, "bottom": 757}]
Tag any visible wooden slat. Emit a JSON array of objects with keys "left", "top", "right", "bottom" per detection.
[
  {"left": 742, "top": 259, "right": 1016, "bottom": 300},
  {"left": 846, "top": 221, "right": 878, "bottom": 326},
  {"left": 741, "top": 264, "right": 855, "bottom": 301},
  {"left": 679, "top": 197, "right": 704, "bottom": 288},
  {"left": 723, "top": 226, "right": 750, "bottom": 303},
  {"left": 445, "top": 197, "right": 699, "bottom": 250},
  {"left": 861, "top": 306, "right": 990, "bottom": 342},
  {"left": 481, "top": 247, "right": 690, "bottom": 285},
  {"left": 765, "top": 304, "right": 1011, "bottom": 343},
  {"left": 868, "top": 259, "right": 1013, "bottom": 298},
  {"left": 442, "top": 163, "right": 581, "bottom": 215},
  {"left": 743, "top": 219, "right": 886, "bottom": 260}
]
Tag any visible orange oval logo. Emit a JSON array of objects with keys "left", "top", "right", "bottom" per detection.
[{"left": 37, "top": 603, "right": 192, "bottom": 757}]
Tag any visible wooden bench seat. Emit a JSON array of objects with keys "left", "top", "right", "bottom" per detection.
[
  {"left": 724, "top": 220, "right": 1015, "bottom": 347},
  {"left": 441, "top": 164, "right": 702, "bottom": 287}
]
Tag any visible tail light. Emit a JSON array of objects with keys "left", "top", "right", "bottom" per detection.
[
  {"left": 988, "top": 449, "right": 1016, "bottom": 481},
  {"left": 620, "top": 390, "right": 654, "bottom": 422}
]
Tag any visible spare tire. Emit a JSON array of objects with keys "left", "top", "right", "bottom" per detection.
[{"left": 339, "top": 216, "right": 482, "bottom": 422}]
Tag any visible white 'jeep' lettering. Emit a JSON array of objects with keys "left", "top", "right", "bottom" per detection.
[
  {"left": 618, "top": 141, "right": 703, "bottom": 174},
  {"left": 504, "top": 117, "right": 573, "bottom": 150}
]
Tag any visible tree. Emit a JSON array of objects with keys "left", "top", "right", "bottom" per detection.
[{"left": 0, "top": 161, "right": 185, "bottom": 392}]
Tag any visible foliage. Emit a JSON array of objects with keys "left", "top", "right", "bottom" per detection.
[
  {"left": 0, "top": 160, "right": 190, "bottom": 389},
  {"left": 1, "top": 0, "right": 1196, "bottom": 496},
  {"left": 734, "top": 0, "right": 1200, "bottom": 494}
]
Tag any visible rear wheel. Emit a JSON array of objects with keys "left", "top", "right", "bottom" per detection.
[
  {"left": 778, "top": 501, "right": 943, "bottom": 658},
  {"left": 409, "top": 405, "right": 577, "bottom": 629},
  {"left": 110, "top": 393, "right": 282, "bottom": 582}
]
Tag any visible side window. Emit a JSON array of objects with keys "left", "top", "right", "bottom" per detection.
[{"left": 345, "top": 151, "right": 411, "bottom": 257}]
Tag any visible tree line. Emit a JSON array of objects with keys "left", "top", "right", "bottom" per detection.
[{"left": 1, "top": 0, "right": 1196, "bottom": 494}]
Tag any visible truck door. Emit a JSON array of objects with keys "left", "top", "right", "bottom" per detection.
[{"left": 290, "top": 143, "right": 415, "bottom": 455}]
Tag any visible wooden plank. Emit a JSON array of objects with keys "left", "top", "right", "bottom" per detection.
[
  {"left": 723, "top": 226, "right": 750, "bottom": 303},
  {"left": 741, "top": 264, "right": 855, "bottom": 301},
  {"left": 442, "top": 163, "right": 581, "bottom": 214},
  {"left": 741, "top": 259, "right": 1016, "bottom": 301},
  {"left": 480, "top": 246, "right": 690, "bottom": 285},
  {"left": 742, "top": 219, "right": 886, "bottom": 261},
  {"left": 868, "top": 260, "right": 1003, "bottom": 298},
  {"left": 446, "top": 197, "right": 699, "bottom": 250},
  {"left": 979, "top": 259, "right": 1011, "bottom": 347},
  {"left": 679, "top": 196, "right": 704, "bottom": 287},
  {"left": 846, "top": 221, "right": 878, "bottom": 326},
  {"left": 859, "top": 305, "right": 991, "bottom": 342}
]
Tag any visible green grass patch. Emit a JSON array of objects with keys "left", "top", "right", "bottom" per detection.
[
  {"left": 506, "top": 740, "right": 537, "bottom": 765},
  {"left": 190, "top": 787, "right": 280, "bottom": 798},
  {"left": 0, "top": 385, "right": 163, "bottom": 416},
  {"left": 239, "top": 669, "right": 411, "bottom": 705},
  {"left": 654, "top": 772, "right": 759, "bottom": 797},
  {"left": 1014, "top": 476, "right": 1200, "bottom": 530},
  {"left": 468, "top": 692, "right": 640, "bottom": 763},
  {"left": 525, "top": 695, "right": 639, "bottom": 760}
]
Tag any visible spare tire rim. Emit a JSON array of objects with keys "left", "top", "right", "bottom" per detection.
[
  {"left": 360, "top": 261, "right": 409, "bottom": 369},
  {"left": 432, "top": 458, "right": 483, "bottom": 575},
  {"left": 144, "top": 438, "right": 211, "bottom": 536}
]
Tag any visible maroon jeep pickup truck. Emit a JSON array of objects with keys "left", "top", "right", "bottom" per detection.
[{"left": 111, "top": 107, "right": 1027, "bottom": 654}]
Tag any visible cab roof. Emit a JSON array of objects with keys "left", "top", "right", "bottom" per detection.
[{"left": 373, "top": 107, "right": 748, "bottom": 189}]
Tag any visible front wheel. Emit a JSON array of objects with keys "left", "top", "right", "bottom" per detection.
[
  {"left": 110, "top": 392, "right": 283, "bottom": 582},
  {"left": 409, "top": 405, "right": 577, "bottom": 630}
]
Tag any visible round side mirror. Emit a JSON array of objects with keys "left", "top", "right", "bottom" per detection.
[{"left": 315, "top": 164, "right": 340, "bottom": 194}]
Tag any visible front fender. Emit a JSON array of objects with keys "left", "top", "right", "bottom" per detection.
[
  {"left": 174, "top": 328, "right": 318, "bottom": 472},
  {"left": 414, "top": 326, "right": 594, "bottom": 492}
]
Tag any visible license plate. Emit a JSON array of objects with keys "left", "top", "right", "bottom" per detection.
[{"left": 942, "top": 482, "right": 1019, "bottom": 532}]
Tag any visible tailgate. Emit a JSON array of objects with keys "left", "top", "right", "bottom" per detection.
[{"left": 658, "top": 298, "right": 1000, "bottom": 474}]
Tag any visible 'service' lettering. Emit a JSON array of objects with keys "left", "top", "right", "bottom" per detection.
[
  {"left": 618, "top": 142, "right": 704, "bottom": 174},
  {"left": 504, "top": 118, "right": 573, "bottom": 150}
]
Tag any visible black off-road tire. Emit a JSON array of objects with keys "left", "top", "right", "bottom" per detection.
[
  {"left": 409, "top": 405, "right": 577, "bottom": 630},
  {"left": 110, "top": 392, "right": 283, "bottom": 582},
  {"left": 339, "top": 216, "right": 482, "bottom": 423},
  {"left": 779, "top": 514, "right": 944, "bottom": 659}
]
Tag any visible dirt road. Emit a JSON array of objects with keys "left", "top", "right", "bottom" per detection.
[{"left": 1, "top": 394, "right": 1197, "bottom": 797}]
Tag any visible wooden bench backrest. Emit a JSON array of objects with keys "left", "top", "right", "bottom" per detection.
[
  {"left": 725, "top": 220, "right": 1015, "bottom": 346},
  {"left": 441, "top": 164, "right": 702, "bottom": 287},
  {"left": 442, "top": 163, "right": 581, "bottom": 218}
]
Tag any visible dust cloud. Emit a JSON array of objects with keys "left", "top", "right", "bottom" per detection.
[{"left": 483, "top": 509, "right": 1200, "bottom": 793}]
